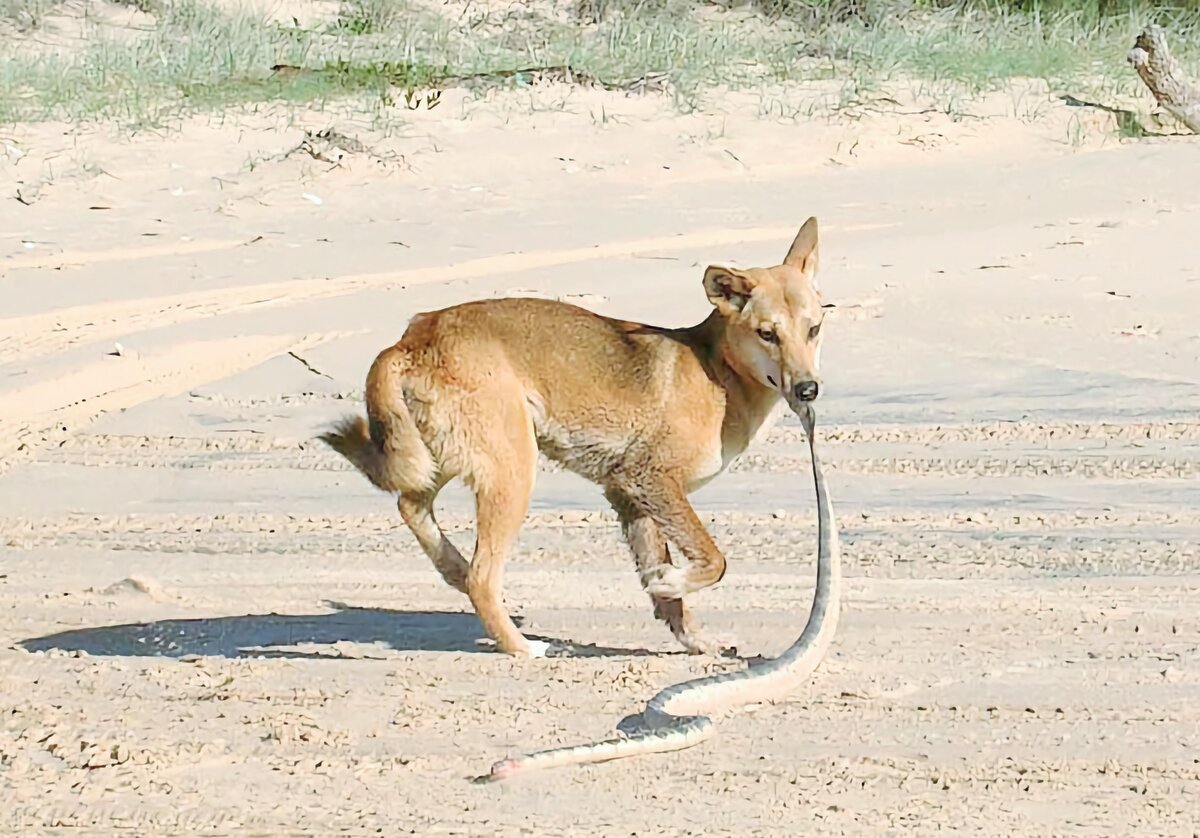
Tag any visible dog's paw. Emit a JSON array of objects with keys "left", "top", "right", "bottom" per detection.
[
  {"left": 474, "top": 637, "right": 553, "bottom": 658},
  {"left": 679, "top": 630, "right": 738, "bottom": 657},
  {"left": 523, "top": 638, "right": 552, "bottom": 659},
  {"left": 641, "top": 563, "right": 690, "bottom": 599}
]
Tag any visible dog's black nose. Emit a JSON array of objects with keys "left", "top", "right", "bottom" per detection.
[{"left": 793, "top": 380, "right": 819, "bottom": 402}]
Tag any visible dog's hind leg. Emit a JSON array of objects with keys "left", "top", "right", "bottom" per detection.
[
  {"left": 459, "top": 391, "right": 542, "bottom": 658},
  {"left": 398, "top": 485, "right": 469, "bottom": 595}
]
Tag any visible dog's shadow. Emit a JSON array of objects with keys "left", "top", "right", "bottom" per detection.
[{"left": 17, "top": 601, "right": 670, "bottom": 661}]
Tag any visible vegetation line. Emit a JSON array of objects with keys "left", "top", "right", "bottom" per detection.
[{"left": 1, "top": 0, "right": 1199, "bottom": 126}]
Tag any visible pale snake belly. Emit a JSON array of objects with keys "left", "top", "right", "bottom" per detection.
[{"left": 479, "top": 403, "right": 841, "bottom": 781}]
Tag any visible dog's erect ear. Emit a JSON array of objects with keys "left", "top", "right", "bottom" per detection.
[
  {"left": 783, "top": 216, "right": 819, "bottom": 281},
  {"left": 704, "top": 266, "right": 757, "bottom": 315}
]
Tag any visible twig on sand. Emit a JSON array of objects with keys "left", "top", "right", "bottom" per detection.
[
  {"left": 287, "top": 351, "right": 334, "bottom": 380},
  {"left": 1127, "top": 25, "right": 1200, "bottom": 134}
]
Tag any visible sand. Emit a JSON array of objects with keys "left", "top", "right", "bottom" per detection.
[{"left": 2, "top": 47, "right": 1200, "bottom": 836}]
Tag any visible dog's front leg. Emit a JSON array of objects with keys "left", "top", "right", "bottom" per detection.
[
  {"left": 608, "top": 488, "right": 735, "bottom": 655},
  {"left": 634, "top": 485, "right": 728, "bottom": 600}
]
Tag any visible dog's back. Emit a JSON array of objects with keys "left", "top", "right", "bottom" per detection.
[{"left": 393, "top": 297, "right": 721, "bottom": 477}]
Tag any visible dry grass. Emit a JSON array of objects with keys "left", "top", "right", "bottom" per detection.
[{"left": 1, "top": 0, "right": 1198, "bottom": 127}]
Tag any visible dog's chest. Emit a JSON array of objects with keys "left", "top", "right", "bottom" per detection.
[
  {"left": 685, "top": 440, "right": 729, "bottom": 492},
  {"left": 685, "top": 399, "right": 785, "bottom": 492}
]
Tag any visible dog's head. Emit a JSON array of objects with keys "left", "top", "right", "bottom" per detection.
[{"left": 703, "top": 216, "right": 826, "bottom": 412}]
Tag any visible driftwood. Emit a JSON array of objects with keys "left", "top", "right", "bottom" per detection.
[{"left": 1127, "top": 25, "right": 1200, "bottom": 134}]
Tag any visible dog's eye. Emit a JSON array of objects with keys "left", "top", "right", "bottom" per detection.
[
  {"left": 756, "top": 328, "right": 778, "bottom": 344},
  {"left": 809, "top": 322, "right": 822, "bottom": 340}
]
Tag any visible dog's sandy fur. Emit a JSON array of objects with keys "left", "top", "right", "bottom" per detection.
[{"left": 321, "top": 218, "right": 826, "bottom": 657}]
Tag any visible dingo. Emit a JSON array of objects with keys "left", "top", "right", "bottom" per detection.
[{"left": 321, "top": 218, "right": 826, "bottom": 657}]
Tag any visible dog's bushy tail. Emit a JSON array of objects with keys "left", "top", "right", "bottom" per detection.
[
  {"left": 319, "top": 348, "right": 436, "bottom": 494},
  {"left": 320, "top": 415, "right": 398, "bottom": 492}
]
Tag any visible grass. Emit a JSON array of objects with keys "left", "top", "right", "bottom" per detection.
[
  {"left": 1, "top": 0, "right": 1199, "bottom": 127},
  {"left": 0, "top": 1, "right": 460, "bottom": 124}
]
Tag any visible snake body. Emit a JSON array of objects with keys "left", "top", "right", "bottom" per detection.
[{"left": 481, "top": 404, "right": 841, "bottom": 781}]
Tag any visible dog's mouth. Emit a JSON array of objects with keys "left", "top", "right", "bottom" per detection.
[
  {"left": 790, "top": 399, "right": 817, "bottom": 429},
  {"left": 783, "top": 384, "right": 819, "bottom": 416},
  {"left": 772, "top": 374, "right": 820, "bottom": 412}
]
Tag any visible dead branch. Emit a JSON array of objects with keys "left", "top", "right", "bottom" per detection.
[{"left": 1127, "top": 25, "right": 1200, "bottom": 134}]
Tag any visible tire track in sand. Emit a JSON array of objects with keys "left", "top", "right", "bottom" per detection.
[
  {"left": 2, "top": 515, "right": 1192, "bottom": 577},
  {"left": 2, "top": 238, "right": 248, "bottom": 272},
  {"left": 86, "top": 403, "right": 1198, "bottom": 446},
  {"left": 0, "top": 332, "right": 343, "bottom": 470},
  {"left": 729, "top": 453, "right": 1200, "bottom": 480},
  {"left": 0, "top": 222, "right": 893, "bottom": 366},
  {"left": 768, "top": 420, "right": 1200, "bottom": 445},
  {"left": 28, "top": 416, "right": 1200, "bottom": 482},
  {"left": 30, "top": 444, "right": 1200, "bottom": 481},
  {"left": 44, "top": 416, "right": 1200, "bottom": 454},
  {"left": 3, "top": 507, "right": 1198, "bottom": 540}
]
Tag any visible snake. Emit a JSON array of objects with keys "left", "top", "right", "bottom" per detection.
[{"left": 478, "top": 403, "right": 841, "bottom": 781}]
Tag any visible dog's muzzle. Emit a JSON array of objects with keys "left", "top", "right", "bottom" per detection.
[{"left": 793, "top": 380, "right": 819, "bottom": 402}]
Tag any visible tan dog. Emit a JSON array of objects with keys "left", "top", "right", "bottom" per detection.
[{"left": 321, "top": 218, "right": 826, "bottom": 657}]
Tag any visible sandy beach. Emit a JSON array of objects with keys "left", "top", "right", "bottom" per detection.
[{"left": 3, "top": 3, "right": 1200, "bottom": 830}]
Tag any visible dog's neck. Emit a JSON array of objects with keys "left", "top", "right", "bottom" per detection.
[{"left": 688, "top": 310, "right": 782, "bottom": 421}]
